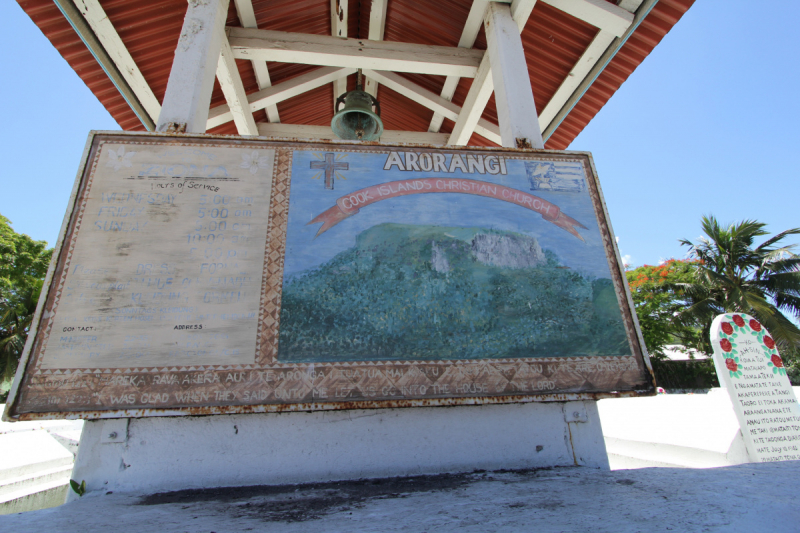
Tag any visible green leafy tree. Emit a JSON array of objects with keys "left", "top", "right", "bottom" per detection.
[
  {"left": 625, "top": 259, "right": 702, "bottom": 359},
  {"left": 679, "top": 216, "right": 800, "bottom": 358},
  {"left": 0, "top": 215, "right": 52, "bottom": 397}
]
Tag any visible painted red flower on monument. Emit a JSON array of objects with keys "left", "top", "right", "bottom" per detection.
[
  {"left": 732, "top": 315, "right": 745, "bottom": 327},
  {"left": 749, "top": 319, "right": 762, "bottom": 332},
  {"left": 721, "top": 322, "right": 733, "bottom": 335},
  {"left": 771, "top": 355, "right": 783, "bottom": 368},
  {"left": 726, "top": 358, "right": 738, "bottom": 372},
  {"left": 720, "top": 339, "right": 732, "bottom": 352},
  {"left": 764, "top": 336, "right": 775, "bottom": 350}
]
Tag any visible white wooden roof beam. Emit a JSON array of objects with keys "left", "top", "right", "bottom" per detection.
[
  {"left": 537, "top": 31, "right": 615, "bottom": 130},
  {"left": 216, "top": 34, "right": 258, "bottom": 136},
  {"left": 428, "top": 0, "right": 491, "bottom": 133},
  {"left": 72, "top": 0, "right": 161, "bottom": 122},
  {"left": 536, "top": 0, "right": 641, "bottom": 132},
  {"left": 363, "top": 0, "right": 388, "bottom": 98},
  {"left": 233, "top": 0, "right": 279, "bottom": 122},
  {"left": 363, "top": 69, "right": 500, "bottom": 144},
  {"left": 541, "top": 0, "right": 633, "bottom": 38},
  {"left": 331, "top": 0, "right": 349, "bottom": 111},
  {"left": 227, "top": 28, "right": 483, "bottom": 78},
  {"left": 257, "top": 123, "right": 450, "bottom": 145},
  {"left": 429, "top": 0, "right": 536, "bottom": 134},
  {"left": 208, "top": 66, "right": 356, "bottom": 129}
]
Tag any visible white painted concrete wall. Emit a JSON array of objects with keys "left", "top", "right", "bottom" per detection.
[
  {"left": 597, "top": 387, "right": 800, "bottom": 469},
  {"left": 68, "top": 400, "right": 608, "bottom": 497}
]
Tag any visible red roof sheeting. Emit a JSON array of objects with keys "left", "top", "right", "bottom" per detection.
[{"left": 17, "top": 0, "right": 694, "bottom": 148}]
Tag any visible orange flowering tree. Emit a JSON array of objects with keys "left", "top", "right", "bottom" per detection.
[{"left": 626, "top": 259, "right": 702, "bottom": 359}]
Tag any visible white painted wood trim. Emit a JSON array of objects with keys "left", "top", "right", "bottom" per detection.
[
  {"left": 484, "top": 2, "right": 542, "bottom": 148},
  {"left": 363, "top": 69, "right": 501, "bottom": 144},
  {"left": 541, "top": 0, "right": 633, "bottom": 38},
  {"left": 428, "top": 0, "right": 491, "bottom": 133},
  {"left": 510, "top": 0, "right": 538, "bottom": 32},
  {"left": 208, "top": 66, "right": 356, "bottom": 129},
  {"left": 72, "top": 0, "right": 161, "bottom": 122},
  {"left": 216, "top": 34, "right": 259, "bottom": 135},
  {"left": 617, "top": 0, "right": 645, "bottom": 12},
  {"left": 256, "top": 123, "right": 450, "bottom": 145},
  {"left": 537, "top": 30, "right": 615, "bottom": 130},
  {"left": 227, "top": 28, "right": 483, "bottom": 78},
  {"left": 363, "top": 0, "right": 388, "bottom": 97},
  {"left": 157, "top": 0, "right": 230, "bottom": 133},
  {"left": 233, "top": 0, "right": 279, "bottom": 122},
  {"left": 447, "top": 55, "right": 494, "bottom": 146},
  {"left": 445, "top": 0, "right": 535, "bottom": 145},
  {"left": 429, "top": 0, "right": 537, "bottom": 133},
  {"left": 331, "top": 0, "right": 349, "bottom": 111}
]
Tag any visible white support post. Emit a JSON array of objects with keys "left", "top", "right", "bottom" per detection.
[
  {"left": 234, "top": 0, "right": 280, "bottom": 122},
  {"left": 331, "top": 0, "right": 349, "bottom": 111},
  {"left": 156, "top": 0, "right": 231, "bottom": 133},
  {"left": 483, "top": 2, "right": 543, "bottom": 148}
]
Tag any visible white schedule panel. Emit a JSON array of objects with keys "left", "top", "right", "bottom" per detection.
[
  {"left": 711, "top": 313, "right": 800, "bottom": 462},
  {"left": 44, "top": 140, "right": 273, "bottom": 368}
]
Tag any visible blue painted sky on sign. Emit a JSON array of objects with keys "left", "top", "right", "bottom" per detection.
[{"left": 284, "top": 150, "right": 615, "bottom": 279}]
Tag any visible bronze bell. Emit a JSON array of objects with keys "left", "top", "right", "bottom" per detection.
[{"left": 331, "top": 85, "right": 384, "bottom": 141}]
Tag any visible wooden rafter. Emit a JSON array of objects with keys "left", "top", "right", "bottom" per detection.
[
  {"left": 257, "top": 123, "right": 449, "bottom": 145},
  {"left": 363, "top": 69, "right": 500, "bottom": 144},
  {"left": 233, "top": 0, "right": 280, "bottom": 122},
  {"left": 208, "top": 67, "right": 356, "bottom": 129},
  {"left": 541, "top": 0, "right": 633, "bottom": 38},
  {"left": 428, "top": 0, "right": 490, "bottom": 133},
  {"left": 72, "top": 0, "right": 161, "bottom": 122},
  {"left": 226, "top": 28, "right": 483, "bottom": 78},
  {"left": 216, "top": 33, "right": 258, "bottom": 136}
]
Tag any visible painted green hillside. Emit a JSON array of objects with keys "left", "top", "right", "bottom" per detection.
[{"left": 278, "top": 223, "right": 630, "bottom": 362}]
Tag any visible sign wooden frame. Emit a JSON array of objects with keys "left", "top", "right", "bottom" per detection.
[{"left": 5, "top": 132, "right": 655, "bottom": 420}]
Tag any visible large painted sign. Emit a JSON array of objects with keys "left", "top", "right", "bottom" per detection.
[
  {"left": 5, "top": 132, "right": 653, "bottom": 420},
  {"left": 710, "top": 313, "right": 800, "bottom": 462}
]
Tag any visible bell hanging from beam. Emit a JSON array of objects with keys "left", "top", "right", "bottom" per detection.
[{"left": 331, "top": 70, "right": 384, "bottom": 141}]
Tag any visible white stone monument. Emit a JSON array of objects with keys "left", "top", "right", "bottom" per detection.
[{"left": 710, "top": 313, "right": 800, "bottom": 462}]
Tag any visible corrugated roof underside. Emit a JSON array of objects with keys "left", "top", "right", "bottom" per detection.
[{"left": 18, "top": 0, "right": 693, "bottom": 147}]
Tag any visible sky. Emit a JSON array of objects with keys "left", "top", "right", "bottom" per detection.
[{"left": 1, "top": 0, "right": 798, "bottom": 269}]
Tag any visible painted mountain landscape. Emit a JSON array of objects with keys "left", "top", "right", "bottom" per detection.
[{"left": 278, "top": 223, "right": 630, "bottom": 363}]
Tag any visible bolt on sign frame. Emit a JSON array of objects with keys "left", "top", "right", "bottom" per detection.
[{"left": 4, "top": 131, "right": 654, "bottom": 421}]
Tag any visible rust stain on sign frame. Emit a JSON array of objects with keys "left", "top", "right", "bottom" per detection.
[{"left": 4, "top": 132, "right": 655, "bottom": 421}]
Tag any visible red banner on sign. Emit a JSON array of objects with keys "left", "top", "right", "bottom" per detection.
[{"left": 308, "top": 178, "right": 587, "bottom": 240}]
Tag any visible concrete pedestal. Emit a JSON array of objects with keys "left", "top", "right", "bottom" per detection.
[{"left": 68, "top": 400, "right": 608, "bottom": 497}]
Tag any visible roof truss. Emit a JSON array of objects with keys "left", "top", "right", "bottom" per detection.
[{"left": 65, "top": 0, "right": 644, "bottom": 143}]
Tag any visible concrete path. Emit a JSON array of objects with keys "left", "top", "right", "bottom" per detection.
[{"left": 1, "top": 461, "right": 798, "bottom": 532}]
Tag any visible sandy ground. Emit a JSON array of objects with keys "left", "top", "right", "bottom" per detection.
[{"left": 1, "top": 461, "right": 798, "bottom": 532}]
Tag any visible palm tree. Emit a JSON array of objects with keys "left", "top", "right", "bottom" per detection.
[{"left": 679, "top": 216, "right": 800, "bottom": 353}]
